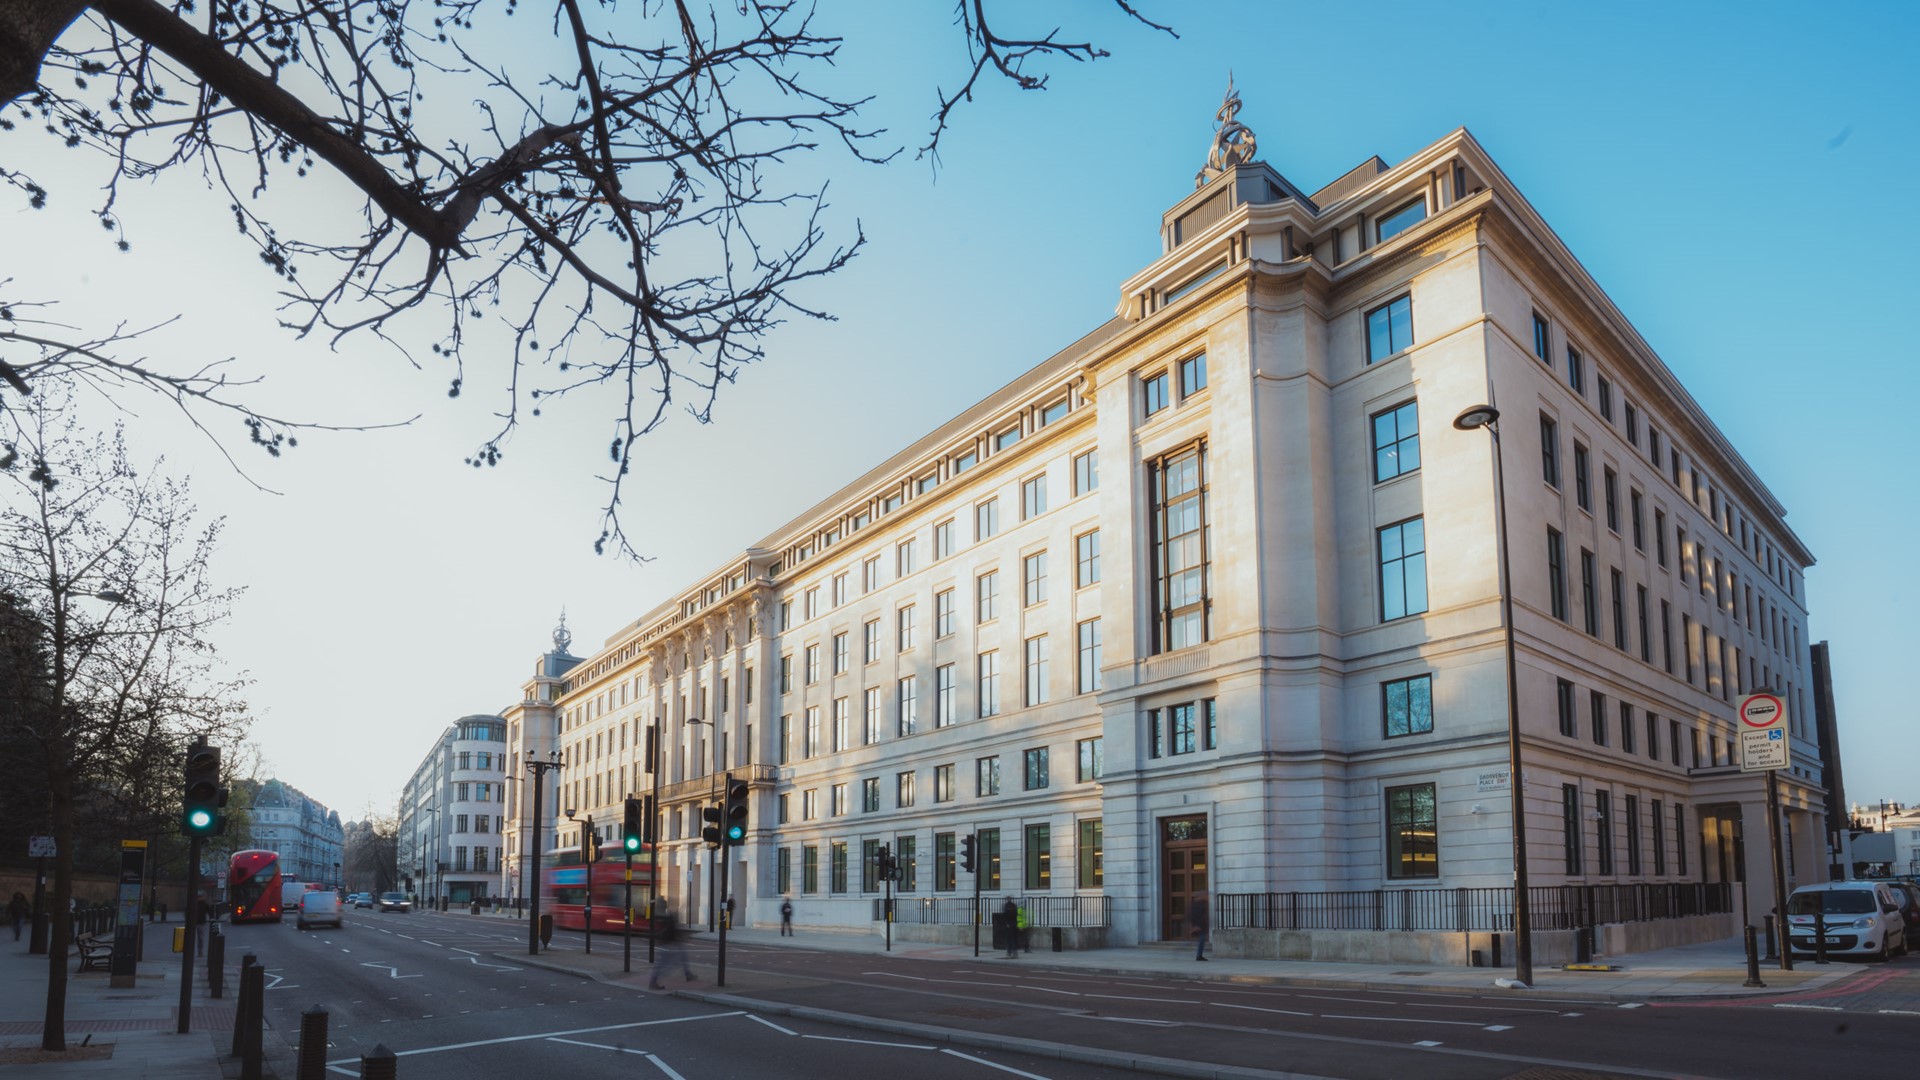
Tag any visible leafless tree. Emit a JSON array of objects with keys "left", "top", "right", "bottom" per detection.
[
  {"left": 0, "top": 387, "right": 250, "bottom": 1051},
  {"left": 0, "top": 1, "right": 1171, "bottom": 556}
]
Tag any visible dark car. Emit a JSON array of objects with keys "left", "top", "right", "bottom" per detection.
[
  {"left": 377, "top": 892, "right": 412, "bottom": 913},
  {"left": 1884, "top": 881, "right": 1920, "bottom": 942}
]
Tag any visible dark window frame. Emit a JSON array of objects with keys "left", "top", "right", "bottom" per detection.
[{"left": 1383, "top": 673, "right": 1435, "bottom": 738}]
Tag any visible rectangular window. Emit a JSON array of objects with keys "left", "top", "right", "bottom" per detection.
[
  {"left": 1532, "top": 311, "right": 1550, "bottom": 362},
  {"left": 897, "top": 675, "right": 918, "bottom": 737},
  {"left": 1384, "top": 674, "right": 1434, "bottom": 737},
  {"left": 1151, "top": 443, "right": 1212, "bottom": 650},
  {"left": 1075, "top": 530, "right": 1101, "bottom": 588},
  {"left": 1540, "top": 414, "right": 1560, "bottom": 487},
  {"left": 1626, "top": 402, "right": 1639, "bottom": 445},
  {"left": 975, "top": 498, "right": 999, "bottom": 541},
  {"left": 805, "top": 643, "right": 820, "bottom": 685},
  {"left": 935, "top": 588, "right": 956, "bottom": 637},
  {"left": 1598, "top": 375, "right": 1613, "bottom": 420},
  {"left": 1637, "top": 585, "right": 1651, "bottom": 663},
  {"left": 954, "top": 450, "right": 978, "bottom": 474},
  {"left": 1594, "top": 791, "right": 1614, "bottom": 875},
  {"left": 1567, "top": 345, "right": 1585, "bottom": 394},
  {"left": 896, "top": 537, "right": 917, "bottom": 577},
  {"left": 1179, "top": 353, "right": 1208, "bottom": 397},
  {"left": 896, "top": 770, "right": 915, "bottom": 808},
  {"left": 1377, "top": 517, "right": 1429, "bottom": 621},
  {"left": 934, "top": 519, "right": 956, "bottom": 560},
  {"left": 1169, "top": 703, "right": 1197, "bottom": 755},
  {"left": 861, "top": 838, "right": 879, "bottom": 892},
  {"left": 804, "top": 706, "right": 820, "bottom": 758},
  {"left": 1581, "top": 549, "right": 1599, "bottom": 637},
  {"left": 1682, "top": 615, "right": 1695, "bottom": 683},
  {"left": 1548, "top": 527, "right": 1568, "bottom": 620},
  {"left": 1366, "top": 293, "right": 1414, "bottom": 363},
  {"left": 1675, "top": 804, "right": 1688, "bottom": 875},
  {"left": 1621, "top": 701, "right": 1636, "bottom": 754},
  {"left": 832, "top": 572, "right": 848, "bottom": 607},
  {"left": 862, "top": 620, "right": 880, "bottom": 665},
  {"left": 1604, "top": 467, "right": 1620, "bottom": 532},
  {"left": 1077, "top": 819, "right": 1104, "bottom": 889},
  {"left": 862, "top": 555, "right": 881, "bottom": 593},
  {"left": 1557, "top": 678, "right": 1578, "bottom": 738},
  {"left": 980, "top": 828, "right": 1001, "bottom": 890},
  {"left": 1625, "top": 795, "right": 1641, "bottom": 875},
  {"left": 1630, "top": 490, "right": 1645, "bottom": 550},
  {"left": 977, "top": 570, "right": 1000, "bottom": 623},
  {"left": 1386, "top": 783, "right": 1439, "bottom": 879},
  {"left": 1574, "top": 443, "right": 1592, "bottom": 510},
  {"left": 831, "top": 697, "right": 849, "bottom": 752},
  {"left": 935, "top": 833, "right": 956, "bottom": 892},
  {"left": 1143, "top": 371, "right": 1170, "bottom": 417},
  {"left": 995, "top": 425, "right": 1021, "bottom": 452},
  {"left": 1077, "top": 737, "right": 1103, "bottom": 782},
  {"left": 803, "top": 844, "right": 819, "bottom": 893},
  {"left": 864, "top": 687, "right": 882, "bottom": 744},
  {"left": 976, "top": 755, "right": 1000, "bottom": 797},
  {"left": 1661, "top": 600, "right": 1674, "bottom": 673},
  {"left": 1655, "top": 509, "right": 1668, "bottom": 567},
  {"left": 1023, "top": 635, "right": 1050, "bottom": 707},
  {"left": 1372, "top": 400, "right": 1421, "bottom": 482},
  {"left": 830, "top": 842, "right": 848, "bottom": 894},
  {"left": 1204, "top": 698, "right": 1219, "bottom": 749},
  {"left": 1670, "top": 718, "right": 1681, "bottom": 766},
  {"left": 1024, "top": 823, "right": 1051, "bottom": 889},
  {"left": 1024, "top": 746, "right": 1050, "bottom": 790},
  {"left": 1021, "top": 474, "right": 1049, "bottom": 520},
  {"left": 1376, "top": 198, "right": 1428, "bottom": 243},
  {"left": 1590, "top": 689, "right": 1608, "bottom": 746},
  {"left": 1611, "top": 568, "right": 1626, "bottom": 650},
  {"left": 778, "top": 714, "right": 792, "bottom": 764},
  {"left": 896, "top": 835, "right": 918, "bottom": 892},
  {"left": 805, "top": 586, "right": 820, "bottom": 621},
  {"left": 1076, "top": 618, "right": 1103, "bottom": 694},
  {"left": 1652, "top": 801, "right": 1667, "bottom": 875},
  {"left": 935, "top": 664, "right": 956, "bottom": 728},
  {"left": 777, "top": 848, "right": 792, "bottom": 894},
  {"left": 977, "top": 651, "right": 1001, "bottom": 718},
  {"left": 862, "top": 777, "right": 880, "bottom": 814},
  {"left": 1022, "top": 551, "right": 1048, "bottom": 607},
  {"left": 1562, "top": 785, "right": 1584, "bottom": 875},
  {"left": 1649, "top": 425, "right": 1662, "bottom": 470},
  {"left": 1648, "top": 711, "right": 1660, "bottom": 761},
  {"left": 1073, "top": 449, "right": 1099, "bottom": 496},
  {"left": 897, "top": 604, "right": 917, "bottom": 652},
  {"left": 832, "top": 632, "right": 849, "bottom": 675},
  {"left": 830, "top": 782, "right": 848, "bottom": 817},
  {"left": 934, "top": 763, "right": 954, "bottom": 803}
]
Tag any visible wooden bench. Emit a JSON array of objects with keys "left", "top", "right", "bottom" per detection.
[{"left": 75, "top": 935, "right": 112, "bottom": 973}]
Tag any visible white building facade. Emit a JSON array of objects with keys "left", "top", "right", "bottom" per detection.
[
  {"left": 398, "top": 715, "right": 509, "bottom": 906},
  {"left": 502, "top": 121, "right": 1828, "bottom": 956},
  {"left": 248, "top": 779, "right": 345, "bottom": 887}
]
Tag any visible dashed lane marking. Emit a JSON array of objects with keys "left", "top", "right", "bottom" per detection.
[
  {"left": 801, "top": 1035, "right": 937, "bottom": 1049},
  {"left": 1213, "top": 1003, "right": 1313, "bottom": 1018},
  {"left": 939, "top": 1048, "right": 1053, "bottom": 1079},
  {"left": 745, "top": 1015, "right": 796, "bottom": 1036},
  {"left": 1415, "top": 1040, "right": 1443, "bottom": 1047},
  {"left": 1323, "top": 1015, "right": 1491, "bottom": 1028},
  {"left": 548, "top": 1037, "right": 651, "bottom": 1056}
]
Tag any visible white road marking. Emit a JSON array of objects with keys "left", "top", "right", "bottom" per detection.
[
  {"left": 454, "top": 948, "right": 479, "bottom": 955},
  {"left": 1083, "top": 994, "right": 1195, "bottom": 1004},
  {"left": 1300, "top": 994, "right": 1399, "bottom": 1005},
  {"left": 645, "top": 1054, "right": 688, "bottom": 1080},
  {"left": 1485, "top": 1025, "right": 1514, "bottom": 1032},
  {"left": 1877, "top": 1009, "right": 1920, "bottom": 1016},
  {"left": 1029, "top": 987, "right": 1081, "bottom": 996},
  {"left": 1773, "top": 1004, "right": 1842, "bottom": 1011},
  {"left": 1562, "top": 1012, "right": 1584, "bottom": 1018},
  {"left": 359, "top": 963, "right": 423, "bottom": 979},
  {"left": 745, "top": 1015, "right": 797, "bottom": 1035},
  {"left": 1324, "top": 1015, "right": 1490, "bottom": 1028},
  {"left": 1214, "top": 1003, "right": 1314, "bottom": 1018},
  {"left": 1405, "top": 1001, "right": 1561, "bottom": 1014},
  {"left": 802, "top": 1035, "right": 937, "bottom": 1049},
  {"left": 548, "top": 1037, "right": 651, "bottom": 1055},
  {"left": 1079, "top": 1016, "right": 1177, "bottom": 1027},
  {"left": 940, "top": 1048, "right": 1054, "bottom": 1079},
  {"left": 864, "top": 971, "right": 928, "bottom": 980},
  {"left": 1618, "top": 1002, "right": 1644, "bottom": 1009},
  {"left": 1414, "top": 1040, "right": 1443, "bottom": 1047}
]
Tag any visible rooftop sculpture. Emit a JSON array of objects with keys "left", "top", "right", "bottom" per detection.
[{"left": 1196, "top": 74, "right": 1258, "bottom": 188}]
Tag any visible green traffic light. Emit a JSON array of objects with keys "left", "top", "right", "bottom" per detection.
[
  {"left": 725, "top": 824, "right": 745, "bottom": 842},
  {"left": 186, "top": 809, "right": 214, "bottom": 830},
  {"left": 624, "top": 836, "right": 640, "bottom": 851}
]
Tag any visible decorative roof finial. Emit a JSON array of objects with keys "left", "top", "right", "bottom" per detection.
[
  {"left": 1196, "top": 72, "right": 1258, "bottom": 189},
  {"left": 553, "top": 609, "right": 572, "bottom": 654}
]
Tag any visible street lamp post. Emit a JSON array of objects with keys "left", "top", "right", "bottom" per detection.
[
  {"left": 525, "top": 750, "right": 564, "bottom": 955},
  {"left": 566, "top": 808, "right": 595, "bottom": 954},
  {"left": 1454, "top": 403, "right": 1534, "bottom": 988}
]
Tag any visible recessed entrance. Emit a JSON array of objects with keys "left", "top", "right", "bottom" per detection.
[{"left": 1161, "top": 815, "right": 1208, "bottom": 941}]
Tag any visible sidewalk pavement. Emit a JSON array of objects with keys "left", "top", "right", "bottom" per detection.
[
  {"left": 489, "top": 910, "right": 1868, "bottom": 1003},
  {"left": 0, "top": 920, "right": 237, "bottom": 1079}
]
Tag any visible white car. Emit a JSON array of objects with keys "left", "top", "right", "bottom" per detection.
[
  {"left": 296, "top": 890, "right": 344, "bottom": 930},
  {"left": 1786, "top": 881, "right": 1907, "bottom": 961}
]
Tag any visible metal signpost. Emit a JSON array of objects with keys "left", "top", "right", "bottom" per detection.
[
  {"left": 27, "top": 835, "right": 53, "bottom": 954},
  {"left": 1738, "top": 691, "right": 1791, "bottom": 971},
  {"left": 111, "top": 840, "right": 147, "bottom": 988}
]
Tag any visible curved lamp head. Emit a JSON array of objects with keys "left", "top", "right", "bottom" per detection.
[
  {"left": 1453, "top": 404, "right": 1500, "bottom": 431},
  {"left": 564, "top": 808, "right": 577, "bottom": 820}
]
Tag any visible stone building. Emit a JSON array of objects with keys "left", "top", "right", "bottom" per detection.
[
  {"left": 246, "top": 779, "right": 345, "bottom": 888},
  {"left": 499, "top": 107, "right": 1827, "bottom": 957},
  {"left": 398, "top": 715, "right": 509, "bottom": 906}
]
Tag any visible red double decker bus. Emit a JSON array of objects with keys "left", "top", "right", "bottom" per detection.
[
  {"left": 540, "top": 846, "right": 656, "bottom": 934},
  {"left": 229, "top": 850, "right": 284, "bottom": 923}
]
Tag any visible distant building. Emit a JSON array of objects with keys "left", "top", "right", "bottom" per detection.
[
  {"left": 247, "top": 779, "right": 344, "bottom": 886},
  {"left": 398, "top": 715, "right": 509, "bottom": 905},
  {"left": 499, "top": 109, "right": 1830, "bottom": 953}
]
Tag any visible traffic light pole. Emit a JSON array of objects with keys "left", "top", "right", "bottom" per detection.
[
  {"left": 176, "top": 835, "right": 200, "bottom": 1034},
  {"left": 582, "top": 813, "right": 594, "bottom": 956},
  {"left": 971, "top": 835, "right": 982, "bottom": 958},
  {"left": 623, "top": 845, "right": 633, "bottom": 974},
  {"left": 717, "top": 851, "right": 730, "bottom": 987},
  {"left": 648, "top": 723, "right": 660, "bottom": 964}
]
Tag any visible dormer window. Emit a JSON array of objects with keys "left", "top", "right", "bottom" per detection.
[
  {"left": 995, "top": 426, "right": 1022, "bottom": 452},
  {"left": 1375, "top": 197, "right": 1427, "bottom": 243},
  {"left": 953, "top": 451, "right": 978, "bottom": 474}
]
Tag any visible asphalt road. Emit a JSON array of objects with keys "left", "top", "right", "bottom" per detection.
[{"left": 226, "top": 910, "right": 1137, "bottom": 1079}]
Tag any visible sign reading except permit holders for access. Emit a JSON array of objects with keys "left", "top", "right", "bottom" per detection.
[{"left": 1738, "top": 692, "right": 1788, "bottom": 772}]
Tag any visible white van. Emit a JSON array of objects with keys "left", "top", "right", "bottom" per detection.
[
  {"left": 296, "top": 890, "right": 343, "bottom": 930},
  {"left": 1786, "top": 881, "right": 1906, "bottom": 961}
]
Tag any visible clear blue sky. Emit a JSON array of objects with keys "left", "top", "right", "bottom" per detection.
[{"left": 6, "top": 2, "right": 1912, "bottom": 819}]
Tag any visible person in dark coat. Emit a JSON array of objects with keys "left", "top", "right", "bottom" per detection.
[
  {"left": 648, "top": 909, "right": 694, "bottom": 988},
  {"left": 8, "top": 893, "right": 28, "bottom": 941},
  {"left": 779, "top": 896, "right": 794, "bottom": 936},
  {"left": 1191, "top": 890, "right": 1211, "bottom": 961},
  {"left": 1000, "top": 897, "right": 1020, "bottom": 959}
]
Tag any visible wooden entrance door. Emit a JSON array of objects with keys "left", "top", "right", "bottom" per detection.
[{"left": 1161, "top": 815, "right": 1208, "bottom": 941}]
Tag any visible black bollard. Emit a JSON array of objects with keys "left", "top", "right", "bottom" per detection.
[
  {"left": 232, "top": 953, "right": 257, "bottom": 1058},
  {"left": 1762, "top": 914, "right": 1778, "bottom": 959},
  {"left": 208, "top": 929, "right": 226, "bottom": 999},
  {"left": 1742, "top": 925, "right": 1765, "bottom": 988},
  {"left": 362, "top": 1044, "right": 398, "bottom": 1080},
  {"left": 297, "top": 1005, "right": 329, "bottom": 1080},
  {"left": 1814, "top": 898, "right": 1829, "bottom": 965},
  {"left": 240, "top": 964, "right": 265, "bottom": 1080}
]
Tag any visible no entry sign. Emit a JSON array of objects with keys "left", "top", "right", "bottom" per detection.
[{"left": 1738, "top": 692, "right": 1788, "bottom": 771}]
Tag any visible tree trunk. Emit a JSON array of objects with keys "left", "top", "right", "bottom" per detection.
[
  {"left": 41, "top": 753, "right": 72, "bottom": 1052},
  {"left": 0, "top": 0, "right": 89, "bottom": 106}
]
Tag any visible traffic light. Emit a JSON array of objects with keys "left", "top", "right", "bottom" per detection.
[
  {"left": 623, "top": 797, "right": 644, "bottom": 853},
  {"left": 960, "top": 832, "right": 976, "bottom": 874},
  {"left": 723, "top": 775, "right": 749, "bottom": 846},
  {"left": 701, "top": 804, "right": 723, "bottom": 847},
  {"left": 585, "top": 828, "right": 601, "bottom": 863},
  {"left": 181, "top": 740, "right": 221, "bottom": 837},
  {"left": 876, "top": 843, "right": 895, "bottom": 883}
]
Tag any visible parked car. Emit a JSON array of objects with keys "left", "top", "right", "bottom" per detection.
[
  {"left": 352, "top": 893, "right": 375, "bottom": 909},
  {"left": 1785, "top": 881, "right": 1908, "bottom": 961},
  {"left": 1882, "top": 880, "right": 1920, "bottom": 943},
  {"left": 296, "top": 890, "right": 343, "bottom": 930},
  {"left": 378, "top": 892, "right": 412, "bottom": 913}
]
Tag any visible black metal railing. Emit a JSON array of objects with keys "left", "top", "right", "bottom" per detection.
[
  {"left": 870, "top": 894, "right": 1109, "bottom": 927},
  {"left": 1218, "top": 882, "right": 1731, "bottom": 932}
]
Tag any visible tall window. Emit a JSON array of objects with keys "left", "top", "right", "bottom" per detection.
[
  {"left": 934, "top": 763, "right": 954, "bottom": 803},
  {"left": 896, "top": 836, "right": 918, "bottom": 891},
  {"left": 1022, "top": 824, "right": 1052, "bottom": 891},
  {"left": 863, "top": 688, "right": 882, "bottom": 745},
  {"left": 1372, "top": 401, "right": 1421, "bottom": 482},
  {"left": 897, "top": 604, "right": 917, "bottom": 652},
  {"left": 976, "top": 755, "right": 1000, "bottom": 797},
  {"left": 1540, "top": 414, "right": 1560, "bottom": 488},
  {"left": 935, "top": 589, "right": 956, "bottom": 637},
  {"left": 975, "top": 498, "right": 999, "bottom": 541},
  {"left": 1386, "top": 783, "right": 1438, "bottom": 879},
  {"left": 1384, "top": 674, "right": 1434, "bottom": 737},
  {"left": 1077, "top": 737, "right": 1103, "bottom": 782},
  {"left": 830, "top": 842, "right": 848, "bottom": 893},
  {"left": 1168, "top": 703, "right": 1198, "bottom": 754},
  {"left": 1652, "top": 801, "right": 1667, "bottom": 875},
  {"left": 1023, "top": 636, "right": 1050, "bottom": 707},
  {"left": 1532, "top": 311, "right": 1550, "bottom": 361},
  {"left": 1142, "top": 371, "right": 1170, "bottom": 417},
  {"left": 896, "top": 771, "right": 915, "bottom": 808},
  {"left": 802, "top": 845, "right": 818, "bottom": 893},
  {"left": 980, "top": 828, "right": 1002, "bottom": 890},
  {"left": 1598, "top": 375, "right": 1613, "bottom": 420},
  {"left": 1073, "top": 449, "right": 1098, "bottom": 495},
  {"left": 862, "top": 619, "right": 880, "bottom": 664},
  {"left": 1574, "top": 443, "right": 1591, "bottom": 510},
  {"left": 1366, "top": 293, "right": 1414, "bottom": 363},
  {"left": 935, "top": 664, "right": 956, "bottom": 728},
  {"left": 1594, "top": 791, "right": 1614, "bottom": 875},
  {"left": 862, "top": 555, "right": 881, "bottom": 593},
  {"left": 1022, "top": 551, "right": 1048, "bottom": 607},
  {"left": 805, "top": 643, "right": 820, "bottom": 684},
  {"left": 832, "top": 572, "right": 848, "bottom": 607},
  {"left": 934, "top": 519, "right": 956, "bottom": 560},
  {"left": 1611, "top": 568, "right": 1627, "bottom": 650},
  {"left": 1179, "top": 354, "right": 1208, "bottom": 397},
  {"left": 1075, "top": 530, "right": 1101, "bottom": 587},
  {"left": 976, "top": 570, "right": 1000, "bottom": 623},
  {"left": 831, "top": 697, "right": 849, "bottom": 752},
  {"left": 777, "top": 848, "right": 792, "bottom": 894},
  {"left": 1580, "top": 549, "right": 1598, "bottom": 637},
  {"left": 861, "top": 838, "right": 879, "bottom": 891},
  {"left": 1637, "top": 586, "right": 1651, "bottom": 663},
  {"left": 1021, "top": 474, "right": 1048, "bottom": 520},
  {"left": 1562, "top": 785, "right": 1584, "bottom": 875},
  {"left": 935, "top": 833, "right": 956, "bottom": 891},
  {"left": 1630, "top": 490, "right": 1645, "bottom": 549},
  {"left": 1076, "top": 619, "right": 1103, "bottom": 694},
  {"left": 832, "top": 632, "right": 849, "bottom": 675},
  {"left": 1655, "top": 509, "right": 1668, "bottom": 566},
  {"left": 1547, "top": 527, "right": 1568, "bottom": 620},
  {"left": 897, "top": 537, "right": 918, "bottom": 577},
  {"left": 830, "top": 782, "right": 847, "bottom": 816},
  {"left": 977, "top": 651, "right": 1001, "bottom": 718},
  {"left": 1377, "top": 517, "right": 1429, "bottom": 621},
  {"left": 1557, "top": 678, "right": 1578, "bottom": 737},
  {"left": 1621, "top": 701, "right": 1636, "bottom": 754},
  {"left": 1151, "top": 444, "right": 1211, "bottom": 650},
  {"left": 1077, "top": 819, "right": 1105, "bottom": 888},
  {"left": 897, "top": 675, "right": 918, "bottom": 736},
  {"left": 1604, "top": 467, "right": 1619, "bottom": 532},
  {"left": 1566, "top": 346, "right": 1585, "bottom": 394},
  {"left": 804, "top": 706, "right": 820, "bottom": 757},
  {"left": 862, "top": 777, "right": 880, "bottom": 813},
  {"left": 1625, "top": 795, "right": 1641, "bottom": 875},
  {"left": 1023, "top": 746, "right": 1050, "bottom": 790},
  {"left": 1590, "top": 689, "right": 1608, "bottom": 746}
]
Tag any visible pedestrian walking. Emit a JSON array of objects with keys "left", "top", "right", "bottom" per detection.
[
  {"left": 1001, "top": 897, "right": 1019, "bottom": 959},
  {"left": 1191, "top": 890, "right": 1211, "bottom": 961},
  {"left": 1017, "top": 902, "right": 1032, "bottom": 953},
  {"left": 147, "top": 893, "right": 157, "bottom": 923},
  {"left": 648, "top": 910, "right": 695, "bottom": 989},
  {"left": 779, "top": 896, "right": 794, "bottom": 936},
  {"left": 7, "top": 892, "right": 28, "bottom": 941},
  {"left": 724, "top": 894, "right": 735, "bottom": 930}
]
